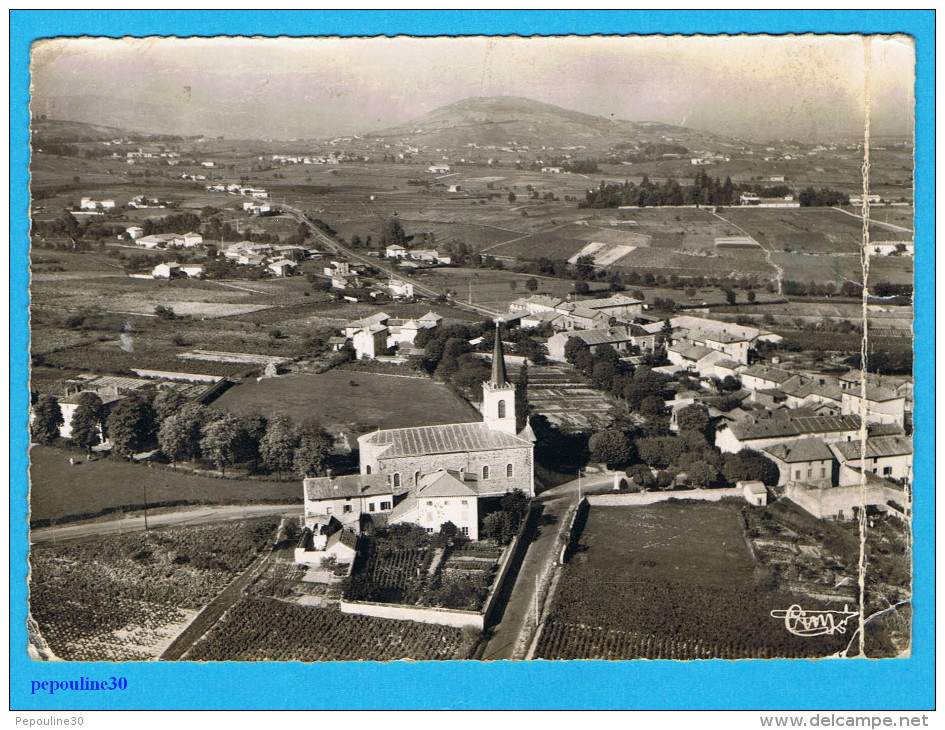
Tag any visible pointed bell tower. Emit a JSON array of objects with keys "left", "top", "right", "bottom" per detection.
[{"left": 482, "top": 320, "right": 517, "bottom": 436}]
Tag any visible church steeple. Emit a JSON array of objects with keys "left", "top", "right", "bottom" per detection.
[
  {"left": 482, "top": 319, "right": 516, "bottom": 436},
  {"left": 490, "top": 320, "right": 509, "bottom": 388}
]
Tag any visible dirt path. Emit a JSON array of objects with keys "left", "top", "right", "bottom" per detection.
[
  {"left": 711, "top": 209, "right": 784, "bottom": 296},
  {"left": 160, "top": 518, "right": 286, "bottom": 661},
  {"left": 31, "top": 504, "right": 301, "bottom": 545}
]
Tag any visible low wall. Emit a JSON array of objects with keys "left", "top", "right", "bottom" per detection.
[
  {"left": 340, "top": 599, "right": 483, "bottom": 630},
  {"left": 784, "top": 483, "right": 905, "bottom": 521},
  {"left": 587, "top": 488, "right": 741, "bottom": 507},
  {"left": 482, "top": 501, "right": 542, "bottom": 629},
  {"left": 132, "top": 369, "right": 223, "bottom": 383}
]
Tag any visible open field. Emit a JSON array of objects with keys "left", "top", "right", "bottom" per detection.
[
  {"left": 30, "top": 518, "right": 278, "bottom": 661},
  {"left": 536, "top": 502, "right": 850, "bottom": 659},
  {"left": 211, "top": 369, "right": 479, "bottom": 434},
  {"left": 415, "top": 267, "right": 577, "bottom": 311},
  {"left": 29, "top": 445, "right": 299, "bottom": 525},
  {"left": 716, "top": 207, "right": 912, "bottom": 255},
  {"left": 183, "top": 597, "right": 472, "bottom": 661}
]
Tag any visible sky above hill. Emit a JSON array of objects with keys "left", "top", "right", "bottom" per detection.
[{"left": 30, "top": 35, "right": 915, "bottom": 142}]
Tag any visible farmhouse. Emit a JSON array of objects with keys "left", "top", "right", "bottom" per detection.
[
  {"left": 667, "top": 342, "right": 727, "bottom": 376},
  {"left": 427, "top": 165, "right": 451, "bottom": 174},
  {"left": 387, "top": 470, "right": 481, "bottom": 539},
  {"left": 352, "top": 325, "right": 389, "bottom": 360},
  {"left": 267, "top": 259, "right": 297, "bottom": 277},
  {"left": 125, "top": 226, "right": 144, "bottom": 240},
  {"left": 546, "top": 326, "right": 648, "bottom": 362},
  {"left": 388, "top": 280, "right": 414, "bottom": 299},
  {"left": 385, "top": 244, "right": 408, "bottom": 259}
]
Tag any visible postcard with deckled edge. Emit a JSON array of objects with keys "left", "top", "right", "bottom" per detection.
[{"left": 10, "top": 10, "right": 935, "bottom": 711}]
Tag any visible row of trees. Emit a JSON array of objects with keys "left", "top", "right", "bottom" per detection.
[
  {"left": 31, "top": 389, "right": 336, "bottom": 479},
  {"left": 563, "top": 337, "right": 671, "bottom": 412}
]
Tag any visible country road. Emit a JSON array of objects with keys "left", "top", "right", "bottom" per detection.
[
  {"left": 30, "top": 504, "right": 302, "bottom": 545},
  {"left": 278, "top": 201, "right": 503, "bottom": 318},
  {"left": 479, "top": 472, "right": 612, "bottom": 661}
]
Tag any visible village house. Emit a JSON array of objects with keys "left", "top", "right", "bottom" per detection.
[
  {"left": 124, "top": 226, "right": 144, "bottom": 240},
  {"left": 829, "top": 435, "right": 913, "bottom": 483},
  {"left": 763, "top": 437, "right": 836, "bottom": 488},
  {"left": 385, "top": 244, "right": 408, "bottom": 259},
  {"left": 301, "top": 474, "right": 394, "bottom": 530},
  {"left": 667, "top": 342, "right": 727, "bottom": 376},
  {"left": 740, "top": 480, "right": 768, "bottom": 507},
  {"left": 388, "top": 280, "right": 414, "bottom": 299},
  {"left": 508, "top": 294, "right": 565, "bottom": 316},
  {"left": 387, "top": 470, "right": 481, "bottom": 539},
  {"left": 840, "top": 383, "right": 906, "bottom": 427},
  {"left": 352, "top": 325, "right": 389, "bottom": 360},
  {"left": 267, "top": 259, "right": 297, "bottom": 277},
  {"left": 546, "top": 326, "right": 648, "bottom": 362},
  {"left": 427, "top": 164, "right": 451, "bottom": 174},
  {"left": 740, "top": 364, "right": 794, "bottom": 392},
  {"left": 715, "top": 412, "right": 861, "bottom": 454}
]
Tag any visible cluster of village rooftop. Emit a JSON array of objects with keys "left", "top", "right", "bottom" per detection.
[{"left": 300, "top": 292, "right": 911, "bottom": 565}]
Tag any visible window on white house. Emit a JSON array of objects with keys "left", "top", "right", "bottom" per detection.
[
  {"left": 393, "top": 473, "right": 401, "bottom": 488},
  {"left": 343, "top": 504, "right": 352, "bottom": 514},
  {"left": 426, "top": 528, "right": 434, "bottom": 534},
  {"left": 326, "top": 507, "right": 332, "bottom": 514},
  {"left": 461, "top": 500, "right": 468, "bottom": 506},
  {"left": 821, "top": 468, "right": 826, "bottom": 478},
  {"left": 365, "top": 465, "right": 371, "bottom": 475},
  {"left": 883, "top": 466, "right": 892, "bottom": 475},
  {"left": 380, "top": 501, "right": 391, "bottom": 511},
  {"left": 369, "top": 503, "right": 376, "bottom": 512},
  {"left": 506, "top": 463, "right": 513, "bottom": 478},
  {"left": 461, "top": 527, "right": 469, "bottom": 536},
  {"left": 483, "top": 466, "right": 490, "bottom": 480},
  {"left": 414, "top": 471, "right": 420, "bottom": 486},
  {"left": 426, "top": 501, "right": 433, "bottom": 506},
  {"left": 795, "top": 470, "right": 801, "bottom": 480}
]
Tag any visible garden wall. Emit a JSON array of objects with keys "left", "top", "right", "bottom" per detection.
[
  {"left": 587, "top": 487, "right": 742, "bottom": 507},
  {"left": 482, "top": 501, "right": 542, "bottom": 628},
  {"left": 339, "top": 599, "right": 483, "bottom": 629},
  {"left": 131, "top": 369, "right": 223, "bottom": 383}
]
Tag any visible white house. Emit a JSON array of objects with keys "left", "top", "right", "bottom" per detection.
[
  {"left": 181, "top": 232, "right": 203, "bottom": 247},
  {"left": 385, "top": 244, "right": 408, "bottom": 259},
  {"left": 179, "top": 264, "right": 204, "bottom": 278},
  {"left": 352, "top": 325, "right": 389, "bottom": 360},
  {"left": 388, "top": 469, "right": 480, "bottom": 539},
  {"left": 762, "top": 437, "right": 836, "bottom": 488},
  {"left": 427, "top": 165, "right": 451, "bottom": 174},
  {"left": 389, "top": 280, "right": 414, "bottom": 299},
  {"left": 125, "top": 226, "right": 144, "bottom": 240},
  {"left": 151, "top": 262, "right": 181, "bottom": 278},
  {"left": 267, "top": 259, "right": 298, "bottom": 277},
  {"left": 716, "top": 413, "right": 861, "bottom": 454},
  {"left": 739, "top": 480, "right": 768, "bottom": 507},
  {"left": 840, "top": 384, "right": 906, "bottom": 427}
]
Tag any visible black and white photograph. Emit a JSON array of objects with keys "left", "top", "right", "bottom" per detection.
[{"left": 26, "top": 33, "right": 915, "bottom": 665}]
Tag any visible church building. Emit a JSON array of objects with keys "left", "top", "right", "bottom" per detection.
[
  {"left": 296, "top": 323, "right": 535, "bottom": 562},
  {"left": 358, "top": 322, "right": 535, "bottom": 497}
]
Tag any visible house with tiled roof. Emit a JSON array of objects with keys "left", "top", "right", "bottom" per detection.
[
  {"left": 829, "top": 435, "right": 913, "bottom": 483},
  {"left": 716, "top": 411, "right": 861, "bottom": 454},
  {"left": 763, "top": 437, "right": 836, "bottom": 487},
  {"left": 840, "top": 383, "right": 906, "bottom": 427},
  {"left": 388, "top": 469, "right": 481, "bottom": 539},
  {"left": 741, "top": 364, "right": 794, "bottom": 392}
]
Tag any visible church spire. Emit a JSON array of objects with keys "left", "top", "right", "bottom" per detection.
[{"left": 490, "top": 320, "right": 509, "bottom": 388}]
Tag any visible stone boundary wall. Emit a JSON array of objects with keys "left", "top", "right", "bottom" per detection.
[
  {"left": 587, "top": 488, "right": 742, "bottom": 507},
  {"left": 131, "top": 368, "right": 223, "bottom": 383},
  {"left": 482, "top": 501, "right": 542, "bottom": 628},
  {"left": 339, "top": 599, "right": 483, "bottom": 629}
]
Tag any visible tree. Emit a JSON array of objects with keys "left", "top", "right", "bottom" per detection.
[
  {"left": 515, "top": 361, "right": 530, "bottom": 433},
  {"left": 260, "top": 415, "right": 297, "bottom": 476},
  {"left": 199, "top": 413, "right": 245, "bottom": 474},
  {"left": 676, "top": 403, "right": 710, "bottom": 434},
  {"left": 379, "top": 217, "right": 406, "bottom": 250},
  {"left": 293, "top": 420, "right": 334, "bottom": 478},
  {"left": 626, "top": 463, "right": 656, "bottom": 490},
  {"left": 501, "top": 489, "right": 530, "bottom": 528},
  {"left": 588, "top": 429, "right": 633, "bottom": 467},
  {"left": 154, "top": 304, "right": 176, "bottom": 320},
  {"left": 686, "top": 460, "right": 720, "bottom": 488},
  {"left": 70, "top": 392, "right": 105, "bottom": 454},
  {"left": 105, "top": 395, "right": 157, "bottom": 458},
  {"left": 639, "top": 395, "right": 667, "bottom": 418},
  {"left": 507, "top": 191, "right": 516, "bottom": 203},
  {"left": 747, "top": 289, "right": 756, "bottom": 303},
  {"left": 724, "top": 289, "right": 737, "bottom": 305},
  {"left": 152, "top": 388, "right": 189, "bottom": 423},
  {"left": 158, "top": 404, "right": 207, "bottom": 464},
  {"left": 721, "top": 448, "right": 780, "bottom": 486},
  {"left": 482, "top": 511, "right": 515, "bottom": 544},
  {"left": 31, "top": 395, "right": 63, "bottom": 445},
  {"left": 525, "top": 277, "right": 538, "bottom": 293}
]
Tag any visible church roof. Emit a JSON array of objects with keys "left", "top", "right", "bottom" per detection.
[{"left": 360, "top": 422, "right": 532, "bottom": 459}]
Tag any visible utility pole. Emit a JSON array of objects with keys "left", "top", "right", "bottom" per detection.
[{"left": 143, "top": 482, "right": 149, "bottom": 531}]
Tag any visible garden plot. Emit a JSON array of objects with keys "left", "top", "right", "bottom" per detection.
[{"left": 523, "top": 365, "right": 616, "bottom": 432}]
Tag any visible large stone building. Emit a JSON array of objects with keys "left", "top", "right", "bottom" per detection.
[{"left": 358, "top": 325, "right": 535, "bottom": 497}]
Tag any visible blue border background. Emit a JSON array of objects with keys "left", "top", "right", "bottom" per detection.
[{"left": 10, "top": 10, "right": 935, "bottom": 711}]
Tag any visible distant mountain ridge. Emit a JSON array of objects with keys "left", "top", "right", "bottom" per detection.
[{"left": 368, "top": 96, "right": 742, "bottom": 154}]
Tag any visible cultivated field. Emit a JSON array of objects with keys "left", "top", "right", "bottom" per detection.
[
  {"left": 30, "top": 518, "right": 279, "bottom": 661},
  {"left": 183, "top": 597, "right": 472, "bottom": 661},
  {"left": 415, "top": 267, "right": 577, "bottom": 312},
  {"left": 29, "top": 445, "right": 299, "bottom": 525},
  {"left": 536, "top": 502, "right": 849, "bottom": 660},
  {"left": 211, "top": 369, "right": 479, "bottom": 434}
]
